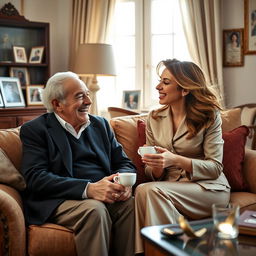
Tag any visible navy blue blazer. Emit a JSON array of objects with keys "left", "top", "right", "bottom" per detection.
[{"left": 20, "top": 113, "right": 136, "bottom": 225}]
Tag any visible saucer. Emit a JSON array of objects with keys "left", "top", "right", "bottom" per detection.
[{"left": 160, "top": 226, "right": 184, "bottom": 238}]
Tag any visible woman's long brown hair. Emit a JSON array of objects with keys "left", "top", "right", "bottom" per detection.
[{"left": 152, "top": 59, "right": 222, "bottom": 139}]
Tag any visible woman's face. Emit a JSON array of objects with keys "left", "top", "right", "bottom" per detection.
[
  {"left": 155, "top": 68, "right": 184, "bottom": 105},
  {"left": 231, "top": 34, "right": 238, "bottom": 42}
]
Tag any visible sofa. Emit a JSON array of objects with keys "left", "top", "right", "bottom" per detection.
[{"left": 0, "top": 107, "right": 256, "bottom": 255}]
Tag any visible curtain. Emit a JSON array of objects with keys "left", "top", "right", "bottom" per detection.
[
  {"left": 179, "top": 0, "right": 225, "bottom": 107},
  {"left": 69, "top": 0, "right": 116, "bottom": 114}
]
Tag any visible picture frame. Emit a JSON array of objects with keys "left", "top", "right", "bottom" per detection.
[
  {"left": 29, "top": 46, "right": 44, "bottom": 63},
  {"left": 0, "top": 77, "right": 25, "bottom": 107},
  {"left": 26, "top": 85, "right": 44, "bottom": 106},
  {"left": 0, "top": 92, "right": 4, "bottom": 107},
  {"left": 244, "top": 0, "right": 256, "bottom": 54},
  {"left": 122, "top": 90, "right": 141, "bottom": 111},
  {"left": 13, "top": 46, "right": 27, "bottom": 63},
  {"left": 223, "top": 29, "right": 244, "bottom": 67},
  {"left": 9, "top": 67, "right": 30, "bottom": 88}
]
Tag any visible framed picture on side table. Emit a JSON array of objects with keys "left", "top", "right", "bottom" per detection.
[
  {"left": 244, "top": 0, "right": 256, "bottom": 54},
  {"left": 26, "top": 85, "right": 44, "bottom": 106},
  {"left": 13, "top": 46, "right": 27, "bottom": 63},
  {"left": 223, "top": 29, "right": 244, "bottom": 67},
  {"left": 0, "top": 77, "right": 25, "bottom": 107},
  {"left": 0, "top": 92, "right": 4, "bottom": 107},
  {"left": 10, "top": 67, "right": 30, "bottom": 88},
  {"left": 122, "top": 90, "right": 141, "bottom": 111},
  {"left": 29, "top": 46, "right": 44, "bottom": 63}
]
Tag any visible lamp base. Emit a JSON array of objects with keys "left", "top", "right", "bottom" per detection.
[{"left": 87, "top": 74, "right": 100, "bottom": 115}]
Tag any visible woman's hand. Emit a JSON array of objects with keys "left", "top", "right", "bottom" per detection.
[
  {"left": 142, "top": 146, "right": 177, "bottom": 178},
  {"left": 142, "top": 146, "right": 192, "bottom": 176},
  {"left": 142, "top": 146, "right": 176, "bottom": 169}
]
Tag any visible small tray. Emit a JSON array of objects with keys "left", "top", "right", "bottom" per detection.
[{"left": 160, "top": 226, "right": 184, "bottom": 238}]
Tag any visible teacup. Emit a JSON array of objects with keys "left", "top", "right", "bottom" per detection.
[
  {"left": 113, "top": 173, "right": 137, "bottom": 187},
  {"left": 138, "top": 146, "right": 157, "bottom": 157}
]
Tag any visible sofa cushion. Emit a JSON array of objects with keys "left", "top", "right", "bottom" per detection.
[
  {"left": 230, "top": 192, "right": 256, "bottom": 212},
  {"left": 221, "top": 108, "right": 241, "bottom": 132},
  {"left": 28, "top": 224, "right": 76, "bottom": 256},
  {"left": 110, "top": 114, "right": 148, "bottom": 186},
  {"left": 0, "top": 127, "right": 22, "bottom": 170},
  {"left": 110, "top": 114, "right": 147, "bottom": 165},
  {"left": 134, "top": 119, "right": 151, "bottom": 186},
  {"left": 222, "top": 126, "right": 249, "bottom": 192},
  {"left": 0, "top": 148, "right": 26, "bottom": 191}
]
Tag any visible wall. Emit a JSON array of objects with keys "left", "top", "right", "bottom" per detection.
[
  {"left": 0, "top": 0, "right": 72, "bottom": 75},
  {"left": 222, "top": 0, "right": 256, "bottom": 108},
  {"left": 1, "top": 0, "right": 254, "bottom": 108}
]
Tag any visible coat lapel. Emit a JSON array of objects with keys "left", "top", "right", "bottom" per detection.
[
  {"left": 47, "top": 113, "right": 73, "bottom": 176},
  {"left": 158, "top": 107, "right": 188, "bottom": 148}
]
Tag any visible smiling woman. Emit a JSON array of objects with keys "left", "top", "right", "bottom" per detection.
[{"left": 134, "top": 59, "right": 229, "bottom": 254}]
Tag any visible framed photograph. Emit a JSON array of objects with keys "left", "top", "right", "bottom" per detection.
[
  {"left": 223, "top": 29, "right": 244, "bottom": 67},
  {"left": 9, "top": 67, "right": 30, "bottom": 88},
  {"left": 0, "top": 77, "right": 25, "bottom": 107},
  {"left": 244, "top": 0, "right": 256, "bottom": 54},
  {"left": 29, "top": 46, "right": 44, "bottom": 63},
  {"left": 122, "top": 90, "right": 141, "bottom": 111},
  {"left": 26, "top": 85, "right": 44, "bottom": 106},
  {"left": 13, "top": 46, "right": 27, "bottom": 63},
  {"left": 0, "top": 92, "right": 4, "bottom": 107}
]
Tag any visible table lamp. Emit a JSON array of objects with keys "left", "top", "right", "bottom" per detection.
[{"left": 73, "top": 43, "right": 116, "bottom": 115}]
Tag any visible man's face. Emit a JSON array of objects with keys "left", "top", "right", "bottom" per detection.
[{"left": 55, "top": 78, "right": 92, "bottom": 130}]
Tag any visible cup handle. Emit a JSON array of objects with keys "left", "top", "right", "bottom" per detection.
[
  {"left": 113, "top": 176, "right": 120, "bottom": 183},
  {"left": 137, "top": 148, "right": 141, "bottom": 155}
]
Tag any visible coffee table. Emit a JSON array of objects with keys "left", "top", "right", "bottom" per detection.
[{"left": 141, "top": 218, "right": 256, "bottom": 256}]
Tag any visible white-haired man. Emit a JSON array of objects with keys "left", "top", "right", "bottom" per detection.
[{"left": 20, "top": 71, "right": 136, "bottom": 256}]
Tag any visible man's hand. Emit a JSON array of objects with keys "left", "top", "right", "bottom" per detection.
[
  {"left": 87, "top": 174, "right": 126, "bottom": 203},
  {"left": 115, "top": 186, "right": 132, "bottom": 202}
]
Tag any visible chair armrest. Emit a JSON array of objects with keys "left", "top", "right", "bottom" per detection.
[
  {"left": 243, "top": 148, "right": 256, "bottom": 194},
  {"left": 0, "top": 184, "right": 26, "bottom": 256}
]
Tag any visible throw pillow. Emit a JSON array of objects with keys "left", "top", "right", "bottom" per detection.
[
  {"left": 134, "top": 119, "right": 150, "bottom": 186},
  {"left": 222, "top": 125, "right": 249, "bottom": 192},
  {"left": 0, "top": 148, "right": 26, "bottom": 191}
]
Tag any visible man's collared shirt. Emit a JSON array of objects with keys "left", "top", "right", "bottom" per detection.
[{"left": 54, "top": 112, "right": 90, "bottom": 139}]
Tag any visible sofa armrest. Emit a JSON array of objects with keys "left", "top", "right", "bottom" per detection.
[
  {"left": 0, "top": 184, "right": 26, "bottom": 256},
  {"left": 243, "top": 148, "right": 256, "bottom": 194}
]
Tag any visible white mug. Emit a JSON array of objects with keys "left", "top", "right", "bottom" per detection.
[
  {"left": 113, "top": 173, "right": 137, "bottom": 187},
  {"left": 137, "top": 146, "right": 157, "bottom": 157}
]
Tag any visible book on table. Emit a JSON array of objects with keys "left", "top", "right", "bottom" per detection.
[{"left": 238, "top": 210, "right": 256, "bottom": 236}]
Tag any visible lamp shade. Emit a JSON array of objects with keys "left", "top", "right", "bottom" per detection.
[{"left": 74, "top": 43, "right": 116, "bottom": 76}]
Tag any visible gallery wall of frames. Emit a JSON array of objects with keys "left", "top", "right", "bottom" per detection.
[{"left": 0, "top": 3, "right": 47, "bottom": 128}]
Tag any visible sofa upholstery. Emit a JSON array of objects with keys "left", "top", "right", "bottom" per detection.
[{"left": 0, "top": 108, "right": 256, "bottom": 255}]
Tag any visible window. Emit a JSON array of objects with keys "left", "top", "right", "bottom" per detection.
[{"left": 98, "top": 0, "right": 191, "bottom": 112}]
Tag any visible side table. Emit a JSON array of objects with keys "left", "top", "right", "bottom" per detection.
[{"left": 141, "top": 218, "right": 256, "bottom": 256}]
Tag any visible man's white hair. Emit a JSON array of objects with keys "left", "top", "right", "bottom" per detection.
[{"left": 42, "top": 71, "right": 80, "bottom": 112}]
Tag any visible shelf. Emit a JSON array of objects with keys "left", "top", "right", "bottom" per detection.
[{"left": 0, "top": 3, "right": 49, "bottom": 128}]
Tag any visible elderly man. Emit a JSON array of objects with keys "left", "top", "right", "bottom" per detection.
[{"left": 20, "top": 72, "right": 136, "bottom": 256}]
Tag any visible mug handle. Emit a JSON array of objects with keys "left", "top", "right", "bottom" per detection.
[{"left": 113, "top": 176, "right": 120, "bottom": 183}]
